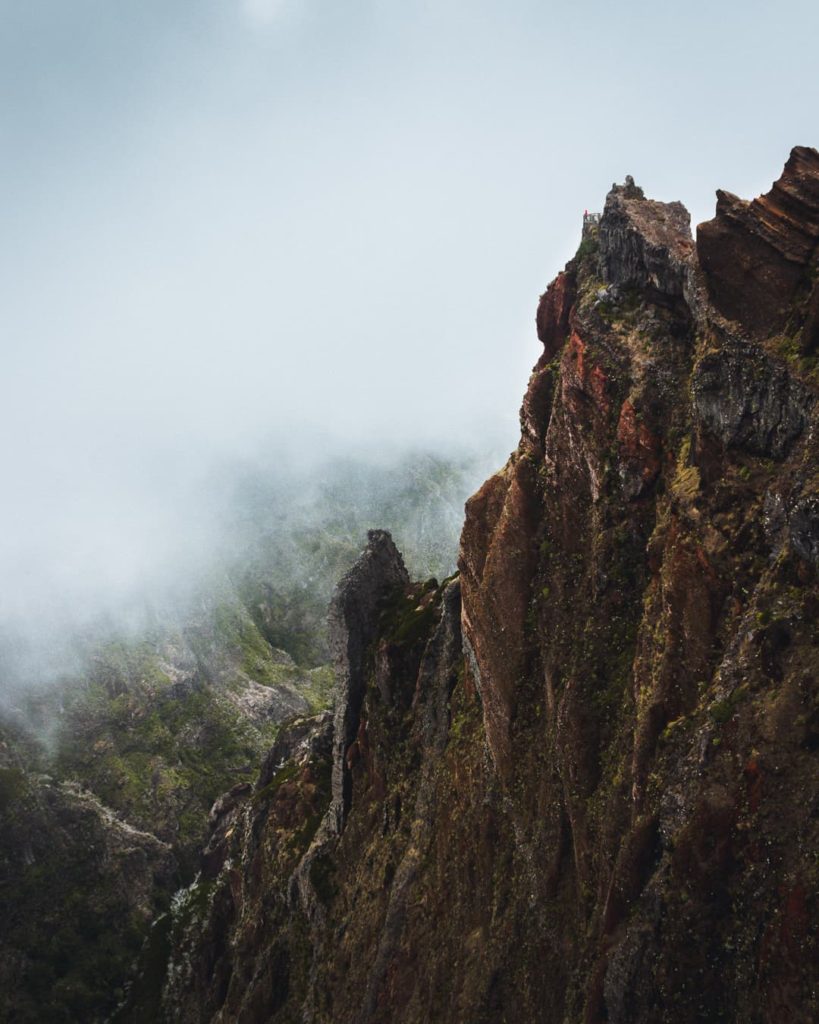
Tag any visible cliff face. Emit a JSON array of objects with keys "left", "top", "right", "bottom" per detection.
[
  {"left": 458, "top": 151, "right": 819, "bottom": 1022},
  {"left": 153, "top": 149, "right": 819, "bottom": 1024},
  {"left": 697, "top": 146, "right": 819, "bottom": 342}
]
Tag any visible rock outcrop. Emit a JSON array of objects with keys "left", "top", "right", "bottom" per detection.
[
  {"left": 142, "top": 543, "right": 456, "bottom": 1024},
  {"left": 598, "top": 174, "right": 695, "bottom": 302},
  {"left": 697, "top": 145, "right": 819, "bottom": 338},
  {"left": 147, "top": 148, "right": 819, "bottom": 1024},
  {"left": 326, "top": 529, "right": 410, "bottom": 834},
  {"left": 456, "top": 150, "right": 818, "bottom": 1022}
]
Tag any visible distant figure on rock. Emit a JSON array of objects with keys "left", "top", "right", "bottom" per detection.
[{"left": 582, "top": 209, "right": 601, "bottom": 238}]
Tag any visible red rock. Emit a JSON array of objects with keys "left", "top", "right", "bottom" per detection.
[
  {"left": 521, "top": 271, "right": 581, "bottom": 453},
  {"left": 536, "top": 269, "right": 577, "bottom": 361},
  {"left": 459, "top": 456, "right": 541, "bottom": 776},
  {"left": 697, "top": 145, "right": 819, "bottom": 336},
  {"left": 616, "top": 399, "right": 662, "bottom": 493},
  {"left": 156, "top": 154, "right": 819, "bottom": 1024}
]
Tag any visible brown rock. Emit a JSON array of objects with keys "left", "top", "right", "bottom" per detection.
[
  {"left": 459, "top": 455, "right": 541, "bottom": 775},
  {"left": 598, "top": 179, "right": 695, "bottom": 301},
  {"left": 697, "top": 145, "right": 819, "bottom": 336},
  {"left": 536, "top": 268, "right": 577, "bottom": 360}
]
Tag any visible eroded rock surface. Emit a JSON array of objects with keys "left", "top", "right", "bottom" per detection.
[
  {"left": 598, "top": 175, "right": 695, "bottom": 302},
  {"left": 326, "top": 529, "right": 409, "bottom": 833},
  {"left": 692, "top": 340, "right": 812, "bottom": 458},
  {"left": 697, "top": 145, "right": 819, "bottom": 337}
]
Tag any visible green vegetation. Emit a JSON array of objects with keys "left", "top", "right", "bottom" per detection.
[
  {"left": 772, "top": 331, "right": 819, "bottom": 384},
  {"left": 252, "top": 761, "right": 301, "bottom": 805},
  {"left": 708, "top": 685, "right": 749, "bottom": 725},
  {"left": 0, "top": 766, "right": 28, "bottom": 811},
  {"left": 576, "top": 234, "right": 599, "bottom": 262},
  {"left": 378, "top": 578, "right": 439, "bottom": 646},
  {"left": 53, "top": 656, "right": 280, "bottom": 866},
  {"left": 0, "top": 448, "right": 486, "bottom": 1022},
  {"left": 672, "top": 436, "right": 701, "bottom": 502},
  {"left": 448, "top": 674, "right": 481, "bottom": 746},
  {"left": 0, "top": 772, "right": 173, "bottom": 1024},
  {"left": 210, "top": 601, "right": 292, "bottom": 684}
]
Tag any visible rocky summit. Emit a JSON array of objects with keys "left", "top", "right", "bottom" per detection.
[{"left": 9, "top": 148, "right": 819, "bottom": 1023}]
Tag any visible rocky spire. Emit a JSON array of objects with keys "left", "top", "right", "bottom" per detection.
[
  {"left": 327, "top": 529, "right": 409, "bottom": 833},
  {"left": 598, "top": 176, "right": 694, "bottom": 300}
]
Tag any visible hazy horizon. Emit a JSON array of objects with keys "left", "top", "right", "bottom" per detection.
[{"left": 2, "top": 0, "right": 818, "bottom": 656}]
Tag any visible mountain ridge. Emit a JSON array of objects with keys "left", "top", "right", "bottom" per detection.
[{"left": 150, "top": 147, "right": 819, "bottom": 1024}]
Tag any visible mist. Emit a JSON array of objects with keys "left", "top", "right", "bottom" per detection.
[{"left": 2, "top": 0, "right": 819, "bottom": 695}]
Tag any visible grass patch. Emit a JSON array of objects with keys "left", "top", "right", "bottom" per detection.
[{"left": 672, "top": 436, "right": 700, "bottom": 502}]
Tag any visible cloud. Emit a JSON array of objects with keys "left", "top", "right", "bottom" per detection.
[{"left": 241, "top": 0, "right": 290, "bottom": 24}]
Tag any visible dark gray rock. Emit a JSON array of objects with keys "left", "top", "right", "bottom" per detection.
[
  {"left": 598, "top": 179, "right": 694, "bottom": 301},
  {"left": 603, "top": 874, "right": 664, "bottom": 1024},
  {"left": 327, "top": 530, "right": 409, "bottom": 833},
  {"left": 414, "top": 577, "right": 462, "bottom": 754},
  {"left": 359, "top": 577, "right": 463, "bottom": 1021},
  {"left": 789, "top": 494, "right": 819, "bottom": 565},
  {"left": 289, "top": 534, "right": 410, "bottom": 931},
  {"left": 692, "top": 342, "right": 812, "bottom": 458},
  {"left": 256, "top": 710, "right": 333, "bottom": 791}
]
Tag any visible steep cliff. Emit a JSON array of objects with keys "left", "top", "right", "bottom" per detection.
[{"left": 151, "top": 149, "right": 819, "bottom": 1023}]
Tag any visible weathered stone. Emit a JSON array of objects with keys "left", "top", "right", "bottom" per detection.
[
  {"left": 535, "top": 268, "right": 577, "bottom": 361},
  {"left": 598, "top": 178, "right": 695, "bottom": 300},
  {"left": 692, "top": 341, "right": 812, "bottom": 458},
  {"left": 326, "top": 530, "right": 408, "bottom": 833},
  {"left": 697, "top": 145, "right": 819, "bottom": 337},
  {"left": 616, "top": 398, "right": 662, "bottom": 498},
  {"left": 257, "top": 710, "right": 333, "bottom": 791},
  {"left": 459, "top": 456, "right": 540, "bottom": 775},
  {"left": 789, "top": 494, "right": 819, "bottom": 565}
]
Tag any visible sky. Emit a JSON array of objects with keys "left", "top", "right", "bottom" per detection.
[{"left": 1, "top": 0, "right": 818, "bottom": 629}]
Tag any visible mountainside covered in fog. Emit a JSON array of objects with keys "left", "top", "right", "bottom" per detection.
[
  {"left": 131, "top": 148, "right": 819, "bottom": 1024},
  {"left": 0, "top": 450, "right": 490, "bottom": 1023}
]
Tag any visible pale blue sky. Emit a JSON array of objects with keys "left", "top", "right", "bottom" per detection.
[{"left": 1, "top": 0, "right": 817, "bottom": 619}]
